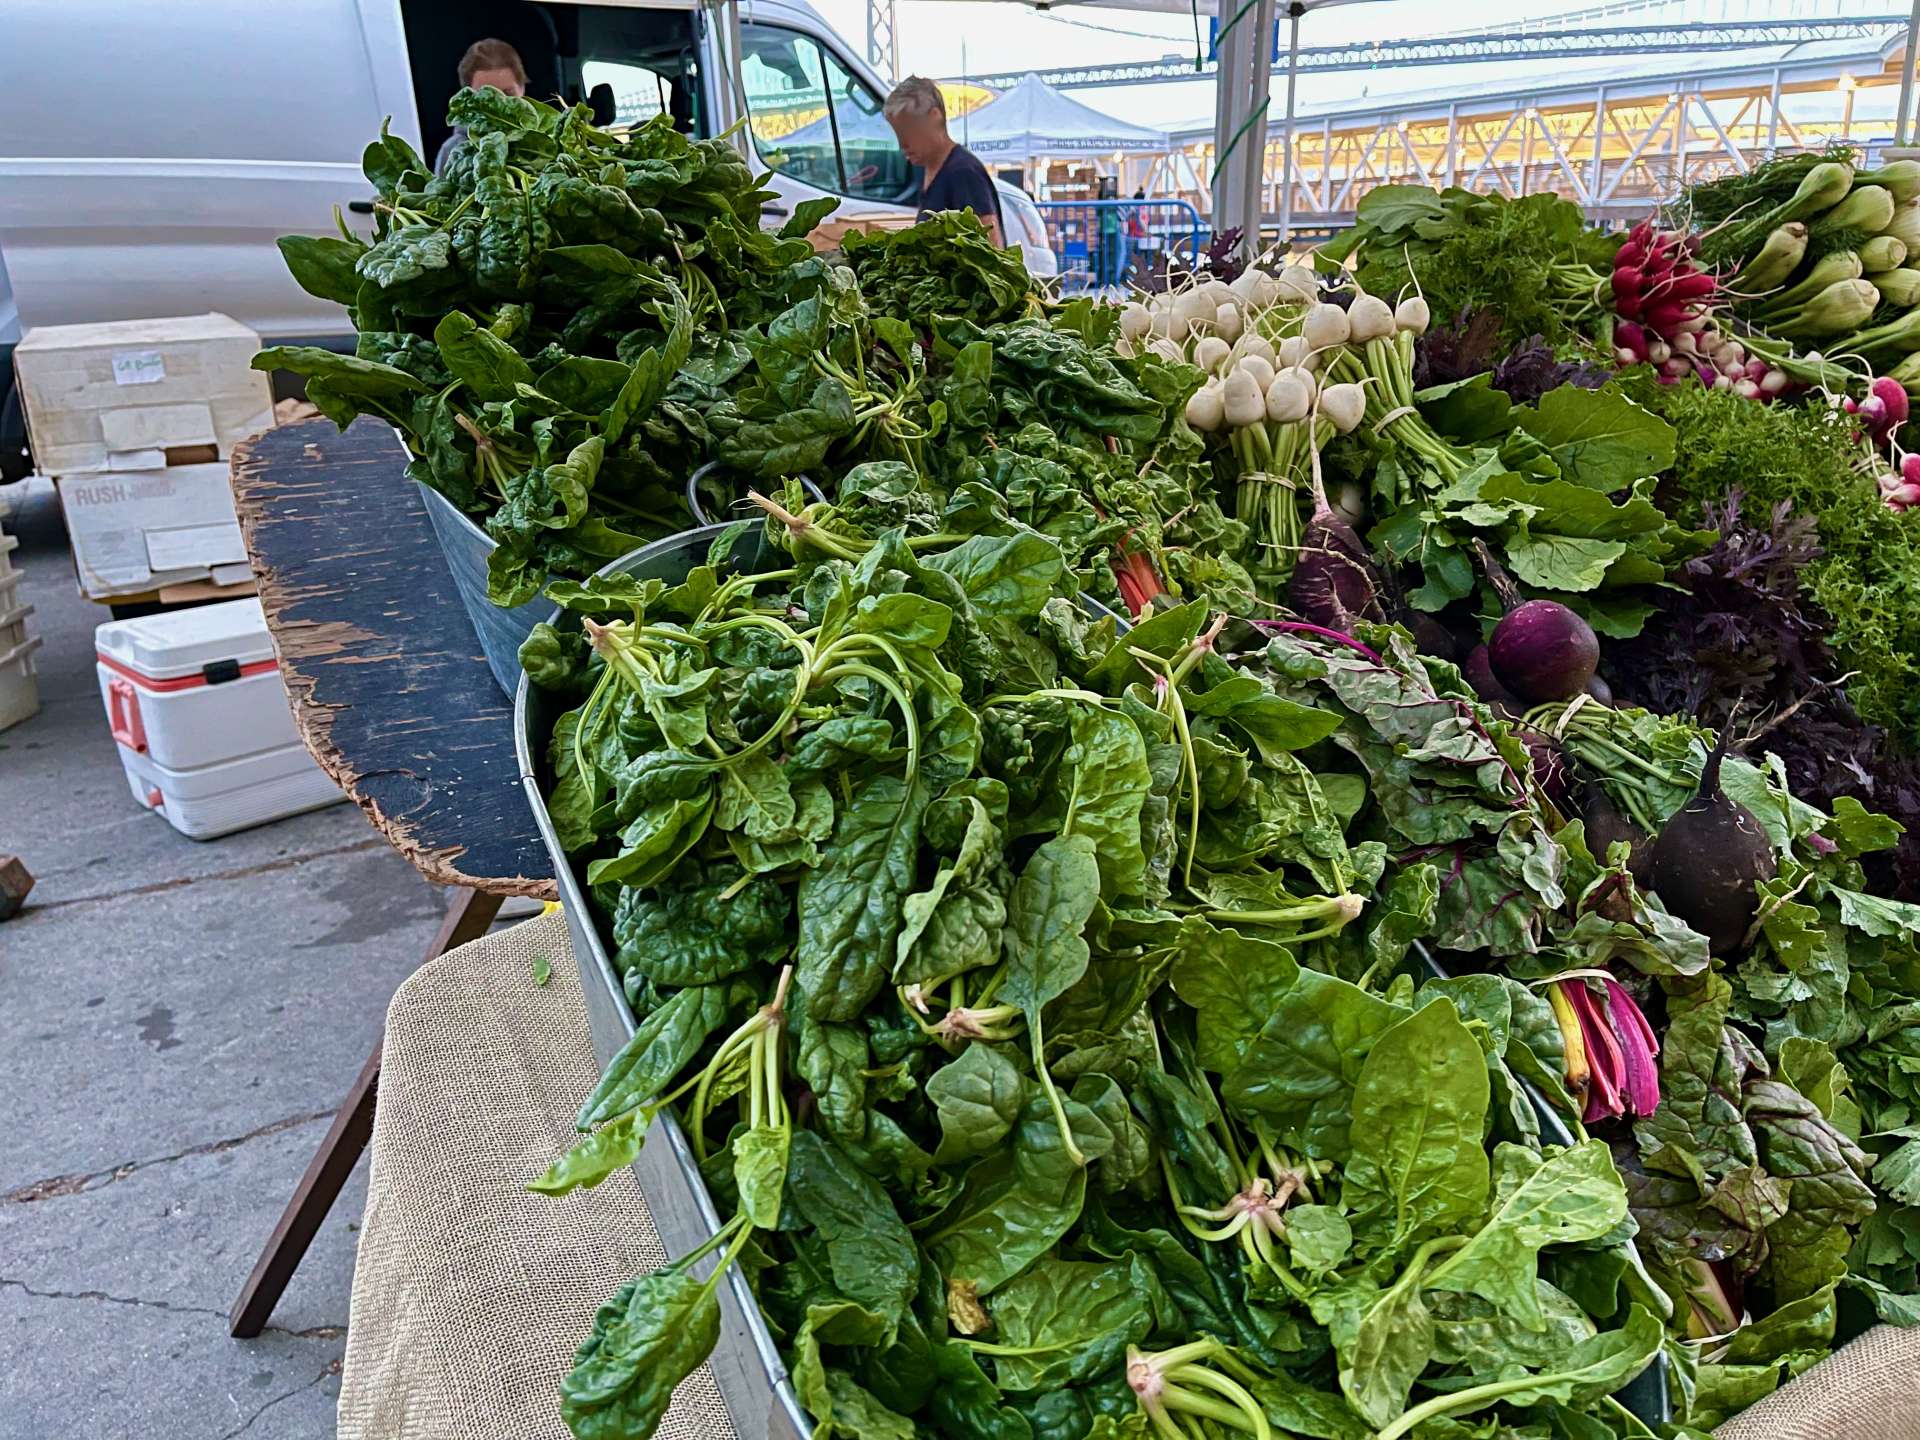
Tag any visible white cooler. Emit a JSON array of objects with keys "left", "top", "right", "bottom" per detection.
[{"left": 95, "top": 598, "right": 344, "bottom": 839}]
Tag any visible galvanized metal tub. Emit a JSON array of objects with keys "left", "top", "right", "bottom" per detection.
[
  {"left": 420, "top": 461, "right": 823, "bottom": 698},
  {"left": 416, "top": 481, "right": 549, "bottom": 696},
  {"left": 515, "top": 544, "right": 1669, "bottom": 1435}
]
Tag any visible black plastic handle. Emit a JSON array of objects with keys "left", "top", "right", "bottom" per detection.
[
  {"left": 347, "top": 199, "right": 376, "bottom": 215},
  {"left": 684, "top": 462, "right": 825, "bottom": 528}
]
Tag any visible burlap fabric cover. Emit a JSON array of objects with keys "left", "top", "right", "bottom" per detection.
[
  {"left": 337, "top": 911, "right": 1920, "bottom": 1439},
  {"left": 1714, "top": 1323, "right": 1920, "bottom": 1440},
  {"left": 338, "top": 909, "right": 736, "bottom": 1440}
]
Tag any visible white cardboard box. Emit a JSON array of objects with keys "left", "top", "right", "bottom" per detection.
[
  {"left": 14, "top": 313, "right": 273, "bottom": 477},
  {"left": 57, "top": 464, "right": 255, "bottom": 599}
]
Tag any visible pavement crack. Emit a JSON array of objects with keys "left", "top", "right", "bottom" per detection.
[
  {"left": 23, "top": 837, "right": 388, "bottom": 916},
  {"left": 0, "top": 1277, "right": 226, "bottom": 1320},
  {"left": 1, "top": 1279, "right": 347, "bottom": 1341},
  {"left": 217, "top": 1363, "right": 339, "bottom": 1439},
  {"left": 2, "top": 1108, "right": 338, "bottom": 1204}
]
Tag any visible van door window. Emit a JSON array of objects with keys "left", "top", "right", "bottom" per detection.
[
  {"left": 738, "top": 24, "right": 912, "bottom": 203},
  {"left": 581, "top": 59, "right": 670, "bottom": 129}
]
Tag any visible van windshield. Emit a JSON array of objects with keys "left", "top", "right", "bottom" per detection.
[{"left": 739, "top": 23, "right": 913, "bottom": 204}]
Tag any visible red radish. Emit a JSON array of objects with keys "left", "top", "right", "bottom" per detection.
[
  {"left": 1889, "top": 482, "right": 1920, "bottom": 507},
  {"left": 1902, "top": 452, "right": 1920, "bottom": 485}
]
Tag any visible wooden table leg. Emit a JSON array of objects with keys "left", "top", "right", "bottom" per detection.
[{"left": 228, "top": 886, "right": 507, "bottom": 1337}]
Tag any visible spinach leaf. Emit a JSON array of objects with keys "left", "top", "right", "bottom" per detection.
[
  {"left": 561, "top": 1262, "right": 721, "bottom": 1440},
  {"left": 1346, "top": 998, "right": 1493, "bottom": 1249},
  {"left": 1427, "top": 1141, "right": 1631, "bottom": 1329},
  {"left": 784, "top": 1131, "right": 918, "bottom": 1335},
  {"left": 797, "top": 776, "right": 928, "bottom": 1020}
]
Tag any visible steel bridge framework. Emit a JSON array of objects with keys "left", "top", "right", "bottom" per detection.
[
  {"left": 1113, "top": 42, "right": 1911, "bottom": 232},
  {"left": 947, "top": 14, "right": 1908, "bottom": 92}
]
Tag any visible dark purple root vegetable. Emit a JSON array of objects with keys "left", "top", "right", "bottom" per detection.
[
  {"left": 1519, "top": 730, "right": 1572, "bottom": 810},
  {"left": 1582, "top": 786, "right": 1649, "bottom": 881},
  {"left": 1584, "top": 673, "right": 1614, "bottom": 706},
  {"left": 1645, "top": 732, "right": 1777, "bottom": 956},
  {"left": 1291, "top": 479, "right": 1383, "bottom": 631},
  {"left": 1406, "top": 613, "right": 1458, "bottom": 663},
  {"left": 1463, "top": 645, "right": 1521, "bottom": 718},
  {"left": 1488, "top": 600, "right": 1600, "bottom": 703}
]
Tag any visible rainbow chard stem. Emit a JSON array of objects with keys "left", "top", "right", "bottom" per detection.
[{"left": 1556, "top": 974, "right": 1661, "bottom": 1123}]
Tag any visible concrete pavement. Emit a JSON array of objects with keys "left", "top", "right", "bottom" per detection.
[{"left": 0, "top": 479, "right": 469, "bottom": 1437}]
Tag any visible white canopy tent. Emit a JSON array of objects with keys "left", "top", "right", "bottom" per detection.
[
  {"left": 903, "top": 0, "right": 1388, "bottom": 253},
  {"left": 955, "top": 73, "right": 1169, "bottom": 164},
  {"left": 781, "top": 71, "right": 1166, "bottom": 169}
]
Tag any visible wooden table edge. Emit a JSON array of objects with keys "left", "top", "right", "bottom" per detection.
[{"left": 229, "top": 430, "right": 558, "bottom": 901}]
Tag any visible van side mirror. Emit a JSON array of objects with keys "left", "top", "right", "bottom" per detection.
[{"left": 588, "top": 83, "right": 617, "bottom": 127}]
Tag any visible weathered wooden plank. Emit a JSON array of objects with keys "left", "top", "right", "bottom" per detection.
[{"left": 230, "top": 419, "right": 554, "bottom": 897}]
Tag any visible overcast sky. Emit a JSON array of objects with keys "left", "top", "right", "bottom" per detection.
[{"left": 803, "top": 0, "right": 1886, "bottom": 129}]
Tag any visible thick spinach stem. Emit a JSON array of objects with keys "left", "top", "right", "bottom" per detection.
[
  {"left": 688, "top": 968, "right": 791, "bottom": 1163},
  {"left": 1127, "top": 1342, "right": 1271, "bottom": 1440},
  {"left": 1028, "top": 1009, "right": 1085, "bottom": 1167}
]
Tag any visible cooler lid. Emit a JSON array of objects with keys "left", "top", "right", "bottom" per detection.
[{"left": 95, "top": 597, "right": 276, "bottom": 680}]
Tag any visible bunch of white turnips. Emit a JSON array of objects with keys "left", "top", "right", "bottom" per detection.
[{"left": 1114, "top": 261, "right": 1434, "bottom": 581}]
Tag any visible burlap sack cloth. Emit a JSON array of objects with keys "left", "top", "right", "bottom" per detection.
[
  {"left": 339, "top": 911, "right": 1920, "bottom": 1439},
  {"left": 337, "top": 910, "right": 736, "bottom": 1440}
]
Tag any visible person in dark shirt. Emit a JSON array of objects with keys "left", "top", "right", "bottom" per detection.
[
  {"left": 433, "top": 39, "right": 529, "bottom": 177},
  {"left": 882, "top": 76, "right": 1002, "bottom": 245}
]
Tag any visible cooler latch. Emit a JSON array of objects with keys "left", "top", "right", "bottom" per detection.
[{"left": 202, "top": 658, "right": 242, "bottom": 685}]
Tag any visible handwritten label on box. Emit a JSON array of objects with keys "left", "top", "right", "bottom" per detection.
[{"left": 112, "top": 351, "right": 167, "bottom": 386}]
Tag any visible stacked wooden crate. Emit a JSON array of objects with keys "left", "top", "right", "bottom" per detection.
[{"left": 0, "top": 515, "right": 40, "bottom": 731}]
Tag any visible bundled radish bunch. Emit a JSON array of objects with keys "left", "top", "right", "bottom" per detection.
[
  {"left": 1607, "top": 220, "right": 1774, "bottom": 398},
  {"left": 1120, "top": 264, "right": 1379, "bottom": 594},
  {"left": 1835, "top": 375, "right": 1920, "bottom": 511},
  {"left": 1319, "top": 284, "right": 1476, "bottom": 501}
]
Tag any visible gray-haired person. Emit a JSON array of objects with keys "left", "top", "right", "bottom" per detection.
[{"left": 882, "top": 76, "right": 1002, "bottom": 246}]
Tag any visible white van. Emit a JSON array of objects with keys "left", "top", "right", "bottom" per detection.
[{"left": 0, "top": 0, "right": 1056, "bottom": 481}]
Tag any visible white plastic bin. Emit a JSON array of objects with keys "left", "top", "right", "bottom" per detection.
[{"left": 94, "top": 597, "right": 343, "bottom": 838}]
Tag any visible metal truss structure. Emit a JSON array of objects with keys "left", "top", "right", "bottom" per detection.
[
  {"left": 866, "top": 0, "right": 900, "bottom": 85},
  {"left": 953, "top": 15, "right": 1907, "bottom": 92},
  {"left": 1119, "top": 32, "right": 1911, "bottom": 234}
]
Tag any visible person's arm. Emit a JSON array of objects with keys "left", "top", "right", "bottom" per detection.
[{"left": 956, "top": 164, "right": 1004, "bottom": 248}]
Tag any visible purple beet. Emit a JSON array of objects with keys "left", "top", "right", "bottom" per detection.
[
  {"left": 1408, "top": 613, "right": 1458, "bottom": 663},
  {"left": 1463, "top": 644, "right": 1521, "bottom": 718},
  {"left": 1291, "top": 475, "right": 1382, "bottom": 631},
  {"left": 1519, "top": 729, "right": 1572, "bottom": 810},
  {"left": 1645, "top": 731, "right": 1777, "bottom": 956},
  {"left": 1488, "top": 600, "right": 1600, "bottom": 703},
  {"left": 1585, "top": 673, "right": 1614, "bottom": 706}
]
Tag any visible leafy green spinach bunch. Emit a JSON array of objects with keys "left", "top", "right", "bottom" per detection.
[
  {"left": 843, "top": 210, "right": 1038, "bottom": 327},
  {"left": 1493, "top": 698, "right": 1920, "bottom": 1408},
  {"left": 517, "top": 521, "right": 1677, "bottom": 1440},
  {"left": 1246, "top": 627, "right": 1920, "bottom": 1419},
  {"left": 257, "top": 89, "right": 845, "bottom": 604}
]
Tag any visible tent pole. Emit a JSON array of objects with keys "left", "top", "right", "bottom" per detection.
[
  {"left": 1898, "top": 0, "right": 1920, "bottom": 148},
  {"left": 1278, "top": 5, "right": 1301, "bottom": 254},
  {"left": 1241, "top": 0, "right": 1277, "bottom": 257},
  {"left": 1211, "top": 1, "right": 1247, "bottom": 242}
]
